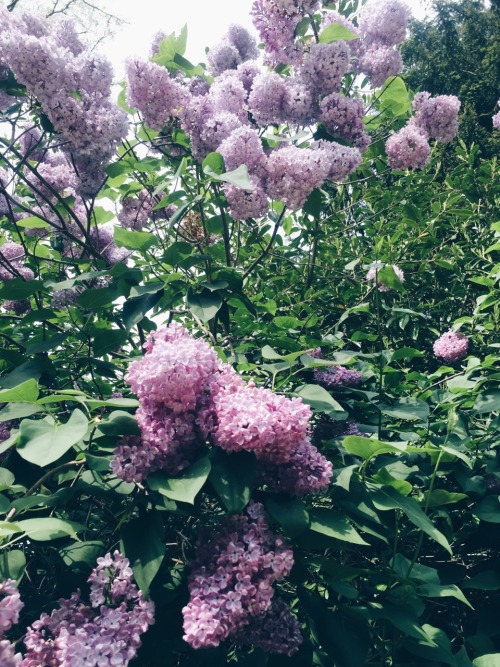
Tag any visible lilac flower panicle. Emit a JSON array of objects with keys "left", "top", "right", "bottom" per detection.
[
  {"left": 251, "top": 0, "right": 303, "bottom": 66},
  {"left": 234, "top": 598, "right": 303, "bottom": 656},
  {"left": 315, "top": 140, "right": 362, "bottom": 182},
  {"left": 358, "top": 44, "right": 403, "bottom": 88},
  {"left": 282, "top": 78, "right": 314, "bottom": 124},
  {"left": 126, "top": 59, "right": 187, "bottom": 131},
  {"left": 218, "top": 126, "right": 267, "bottom": 179},
  {"left": 266, "top": 146, "right": 330, "bottom": 210},
  {"left": 0, "top": 579, "right": 23, "bottom": 634},
  {"left": 300, "top": 42, "right": 351, "bottom": 97},
  {"left": 385, "top": 122, "right": 431, "bottom": 170},
  {"left": 314, "top": 365, "right": 363, "bottom": 388},
  {"left": 224, "top": 176, "right": 269, "bottom": 221},
  {"left": 319, "top": 93, "right": 369, "bottom": 151},
  {"left": 359, "top": 0, "right": 410, "bottom": 47},
  {"left": 226, "top": 24, "right": 259, "bottom": 62},
  {"left": 22, "top": 551, "right": 154, "bottom": 667},
  {"left": 493, "top": 100, "right": 500, "bottom": 130},
  {"left": 433, "top": 330, "right": 469, "bottom": 362},
  {"left": 413, "top": 92, "right": 461, "bottom": 143},
  {"left": 207, "top": 40, "right": 241, "bottom": 77},
  {"left": 248, "top": 72, "right": 287, "bottom": 126},
  {"left": 182, "top": 502, "right": 294, "bottom": 649}
]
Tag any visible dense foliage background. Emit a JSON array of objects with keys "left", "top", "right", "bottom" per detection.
[{"left": 0, "top": 0, "right": 499, "bottom": 665}]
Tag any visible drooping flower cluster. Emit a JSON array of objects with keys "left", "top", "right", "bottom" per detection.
[
  {"left": 233, "top": 597, "right": 303, "bottom": 656},
  {"left": 493, "top": 100, "right": 500, "bottom": 130},
  {"left": 0, "top": 579, "right": 23, "bottom": 667},
  {"left": 0, "top": 241, "right": 34, "bottom": 315},
  {"left": 207, "top": 25, "right": 259, "bottom": 76},
  {"left": 366, "top": 262, "right": 405, "bottom": 291},
  {"left": 111, "top": 323, "right": 332, "bottom": 496},
  {"left": 314, "top": 365, "right": 363, "bottom": 389},
  {"left": 433, "top": 330, "right": 469, "bottom": 362},
  {"left": 386, "top": 93, "right": 461, "bottom": 170},
  {"left": 0, "top": 9, "right": 127, "bottom": 195},
  {"left": 182, "top": 502, "right": 297, "bottom": 650},
  {"left": 22, "top": 551, "right": 154, "bottom": 667}
]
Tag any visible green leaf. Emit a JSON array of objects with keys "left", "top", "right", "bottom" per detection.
[
  {"left": 0, "top": 379, "right": 39, "bottom": 403},
  {"left": 98, "top": 411, "right": 140, "bottom": 437},
  {"left": 343, "top": 435, "right": 406, "bottom": 460},
  {"left": 121, "top": 511, "right": 165, "bottom": 594},
  {"left": 0, "top": 550, "right": 26, "bottom": 582},
  {"left": 379, "top": 397, "right": 429, "bottom": 421},
  {"left": 16, "top": 517, "right": 85, "bottom": 541},
  {"left": 266, "top": 498, "right": 310, "bottom": 538},
  {"left": 377, "top": 266, "right": 405, "bottom": 291},
  {"left": 295, "top": 384, "right": 344, "bottom": 414},
  {"left": 463, "top": 570, "right": 500, "bottom": 591},
  {"left": 204, "top": 164, "right": 253, "bottom": 190},
  {"left": 78, "top": 286, "right": 119, "bottom": 310},
  {"left": 17, "top": 409, "right": 88, "bottom": 466},
  {"left": 186, "top": 287, "right": 223, "bottom": 323},
  {"left": 209, "top": 451, "right": 255, "bottom": 513},
  {"left": 309, "top": 508, "right": 369, "bottom": 545},
  {"left": 14, "top": 215, "right": 50, "bottom": 229},
  {"left": 0, "top": 279, "right": 42, "bottom": 300},
  {"left": 423, "top": 489, "right": 468, "bottom": 506},
  {"left": 202, "top": 152, "right": 224, "bottom": 175},
  {"left": 318, "top": 22, "right": 359, "bottom": 43},
  {"left": 474, "top": 496, "right": 500, "bottom": 523},
  {"left": 418, "top": 583, "right": 473, "bottom": 608},
  {"left": 148, "top": 457, "right": 211, "bottom": 504},
  {"left": 391, "top": 347, "right": 424, "bottom": 361},
  {"left": 376, "top": 76, "right": 411, "bottom": 114},
  {"left": 372, "top": 486, "right": 452, "bottom": 553},
  {"left": 114, "top": 226, "right": 157, "bottom": 252},
  {"left": 93, "top": 330, "right": 128, "bottom": 357},
  {"left": 473, "top": 655, "right": 500, "bottom": 667},
  {"left": 123, "top": 290, "right": 164, "bottom": 331},
  {"left": 474, "top": 390, "right": 500, "bottom": 413},
  {"left": 60, "top": 541, "right": 104, "bottom": 570}
]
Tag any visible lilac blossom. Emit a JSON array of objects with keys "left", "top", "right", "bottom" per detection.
[
  {"left": 118, "top": 190, "right": 154, "bottom": 231},
  {"left": 413, "top": 92, "right": 461, "bottom": 143},
  {"left": 251, "top": 0, "right": 304, "bottom": 66},
  {"left": 50, "top": 287, "right": 82, "bottom": 310},
  {"left": 315, "top": 140, "right": 362, "bottom": 182},
  {"left": 319, "top": 93, "right": 370, "bottom": 151},
  {"left": 256, "top": 438, "right": 332, "bottom": 496},
  {"left": 182, "top": 501, "right": 294, "bottom": 649},
  {"left": 314, "top": 365, "right": 363, "bottom": 388},
  {"left": 0, "top": 580, "right": 23, "bottom": 634},
  {"left": 358, "top": 44, "right": 403, "bottom": 88},
  {"left": 218, "top": 127, "right": 267, "bottom": 179},
  {"left": 208, "top": 72, "right": 248, "bottom": 120},
  {"left": 433, "top": 330, "right": 469, "bottom": 362},
  {"left": 282, "top": 77, "right": 315, "bottom": 124},
  {"left": 2, "top": 299, "right": 31, "bottom": 315},
  {"left": 126, "top": 59, "right": 187, "bottom": 131},
  {"left": 248, "top": 72, "right": 287, "bottom": 126},
  {"left": 266, "top": 145, "right": 330, "bottom": 210},
  {"left": 224, "top": 176, "right": 269, "bottom": 221},
  {"left": 300, "top": 41, "right": 351, "bottom": 97},
  {"left": 493, "top": 100, "right": 500, "bottom": 130},
  {"left": 386, "top": 122, "right": 431, "bottom": 170},
  {"left": 19, "top": 127, "right": 45, "bottom": 162},
  {"left": 234, "top": 598, "right": 303, "bottom": 656},
  {"left": 22, "top": 551, "right": 154, "bottom": 667},
  {"left": 359, "top": 0, "right": 410, "bottom": 47}
]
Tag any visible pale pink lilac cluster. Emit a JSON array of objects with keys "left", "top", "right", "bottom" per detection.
[
  {"left": 314, "top": 365, "right": 363, "bottom": 389},
  {"left": 182, "top": 501, "right": 296, "bottom": 650},
  {"left": 433, "top": 330, "right": 469, "bottom": 363},
  {"left": 493, "top": 100, "right": 500, "bottom": 130},
  {"left": 0, "top": 10, "right": 127, "bottom": 196},
  {"left": 366, "top": 263, "right": 405, "bottom": 291},
  {"left": 0, "top": 579, "right": 24, "bottom": 666},
  {"left": 22, "top": 551, "right": 154, "bottom": 667},
  {"left": 357, "top": 0, "right": 410, "bottom": 87},
  {"left": 0, "top": 242, "right": 34, "bottom": 315},
  {"left": 319, "top": 93, "right": 370, "bottom": 151},
  {"left": 266, "top": 146, "right": 330, "bottom": 210},
  {"left": 118, "top": 190, "right": 155, "bottom": 231},
  {"left": 111, "top": 323, "right": 223, "bottom": 481},
  {"left": 386, "top": 93, "right": 461, "bottom": 170},
  {"left": 112, "top": 323, "right": 332, "bottom": 496},
  {"left": 233, "top": 597, "right": 302, "bottom": 656},
  {"left": 207, "top": 25, "right": 258, "bottom": 76}
]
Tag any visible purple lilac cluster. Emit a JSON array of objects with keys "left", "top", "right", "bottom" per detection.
[
  {"left": 433, "top": 330, "right": 469, "bottom": 363},
  {"left": 0, "top": 579, "right": 23, "bottom": 666},
  {"left": 233, "top": 597, "right": 302, "bottom": 656},
  {"left": 207, "top": 25, "right": 258, "bottom": 76},
  {"left": 386, "top": 93, "right": 461, "bottom": 170},
  {"left": 493, "top": 100, "right": 500, "bottom": 130},
  {"left": 50, "top": 287, "right": 83, "bottom": 310},
  {"left": 366, "top": 263, "right": 405, "bottom": 291},
  {"left": 357, "top": 1, "right": 410, "bottom": 87},
  {"left": 182, "top": 501, "right": 296, "bottom": 650},
  {"left": 0, "top": 242, "right": 34, "bottom": 315},
  {"left": 314, "top": 365, "right": 363, "bottom": 389},
  {"left": 111, "top": 323, "right": 332, "bottom": 496},
  {"left": 111, "top": 323, "right": 223, "bottom": 481},
  {"left": 0, "top": 10, "right": 127, "bottom": 196},
  {"left": 22, "top": 551, "right": 154, "bottom": 667}
]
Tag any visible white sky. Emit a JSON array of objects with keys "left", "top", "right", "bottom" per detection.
[{"left": 99, "top": 0, "right": 434, "bottom": 79}]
